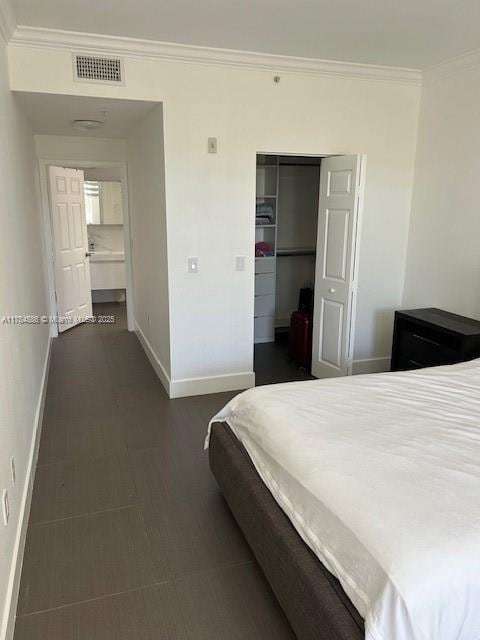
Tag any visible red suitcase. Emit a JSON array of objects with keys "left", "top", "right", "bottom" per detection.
[{"left": 288, "top": 310, "right": 312, "bottom": 370}]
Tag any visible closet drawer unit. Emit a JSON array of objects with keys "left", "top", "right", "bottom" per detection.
[
  {"left": 255, "top": 272, "right": 276, "bottom": 296},
  {"left": 254, "top": 294, "right": 275, "bottom": 317},
  {"left": 255, "top": 257, "right": 276, "bottom": 274},
  {"left": 254, "top": 316, "right": 275, "bottom": 342},
  {"left": 391, "top": 308, "right": 480, "bottom": 372}
]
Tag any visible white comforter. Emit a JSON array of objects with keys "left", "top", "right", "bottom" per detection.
[{"left": 206, "top": 360, "right": 480, "bottom": 640}]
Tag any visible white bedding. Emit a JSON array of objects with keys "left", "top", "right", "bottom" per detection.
[{"left": 206, "top": 360, "right": 480, "bottom": 640}]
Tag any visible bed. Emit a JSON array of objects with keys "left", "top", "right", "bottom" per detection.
[{"left": 206, "top": 360, "right": 480, "bottom": 640}]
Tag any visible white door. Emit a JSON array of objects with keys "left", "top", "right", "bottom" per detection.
[
  {"left": 49, "top": 166, "right": 93, "bottom": 333},
  {"left": 312, "top": 155, "right": 365, "bottom": 378}
]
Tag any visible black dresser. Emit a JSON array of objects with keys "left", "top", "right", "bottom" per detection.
[{"left": 391, "top": 308, "right": 480, "bottom": 372}]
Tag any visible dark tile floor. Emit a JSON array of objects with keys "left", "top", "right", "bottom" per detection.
[
  {"left": 254, "top": 331, "right": 314, "bottom": 386},
  {"left": 14, "top": 303, "right": 295, "bottom": 639}
]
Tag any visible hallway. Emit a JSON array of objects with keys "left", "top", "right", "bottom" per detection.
[{"left": 14, "top": 303, "right": 294, "bottom": 639}]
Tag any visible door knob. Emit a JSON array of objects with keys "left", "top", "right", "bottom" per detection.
[
  {"left": 85, "top": 252, "right": 93, "bottom": 257},
  {"left": 328, "top": 288, "right": 336, "bottom": 294}
]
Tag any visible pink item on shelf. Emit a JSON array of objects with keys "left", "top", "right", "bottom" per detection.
[{"left": 255, "top": 241, "right": 273, "bottom": 257}]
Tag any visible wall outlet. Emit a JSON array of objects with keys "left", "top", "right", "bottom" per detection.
[
  {"left": 207, "top": 137, "right": 217, "bottom": 154},
  {"left": 10, "top": 457, "right": 15, "bottom": 488},
  {"left": 2, "top": 490, "right": 9, "bottom": 526}
]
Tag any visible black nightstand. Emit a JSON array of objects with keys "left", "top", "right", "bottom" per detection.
[{"left": 391, "top": 308, "right": 480, "bottom": 372}]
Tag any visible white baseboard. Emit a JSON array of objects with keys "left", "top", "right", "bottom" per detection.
[
  {"left": 170, "top": 371, "right": 255, "bottom": 398},
  {"left": 352, "top": 357, "right": 390, "bottom": 375},
  {"left": 134, "top": 321, "right": 171, "bottom": 395},
  {"left": 2, "top": 336, "right": 52, "bottom": 640},
  {"left": 135, "top": 320, "right": 254, "bottom": 398}
]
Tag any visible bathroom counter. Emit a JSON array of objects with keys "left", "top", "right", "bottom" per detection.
[
  {"left": 89, "top": 253, "right": 126, "bottom": 290},
  {"left": 89, "top": 251, "right": 125, "bottom": 263}
]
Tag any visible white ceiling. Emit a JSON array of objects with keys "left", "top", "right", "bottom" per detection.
[
  {"left": 11, "top": 0, "right": 480, "bottom": 69},
  {"left": 14, "top": 93, "right": 158, "bottom": 137}
]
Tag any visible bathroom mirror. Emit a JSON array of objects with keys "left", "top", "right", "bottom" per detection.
[{"left": 85, "top": 181, "right": 123, "bottom": 225}]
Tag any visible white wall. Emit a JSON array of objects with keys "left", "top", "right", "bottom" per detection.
[
  {"left": 159, "top": 72, "right": 420, "bottom": 381},
  {"left": 0, "top": 37, "right": 49, "bottom": 640},
  {"left": 34, "top": 134, "right": 126, "bottom": 164},
  {"left": 403, "top": 65, "right": 480, "bottom": 318},
  {"left": 9, "top": 45, "right": 421, "bottom": 389},
  {"left": 127, "top": 104, "right": 171, "bottom": 382}
]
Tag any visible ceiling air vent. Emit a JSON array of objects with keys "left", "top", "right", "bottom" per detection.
[{"left": 73, "top": 54, "right": 125, "bottom": 85}]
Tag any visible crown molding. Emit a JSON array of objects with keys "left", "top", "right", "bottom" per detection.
[
  {"left": 9, "top": 25, "right": 422, "bottom": 85},
  {"left": 0, "top": 0, "right": 15, "bottom": 42},
  {"left": 423, "top": 48, "right": 480, "bottom": 83}
]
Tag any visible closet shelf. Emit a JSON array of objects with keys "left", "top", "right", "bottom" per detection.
[{"left": 276, "top": 247, "right": 316, "bottom": 257}]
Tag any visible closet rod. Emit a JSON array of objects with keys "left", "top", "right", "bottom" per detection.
[
  {"left": 278, "top": 162, "right": 321, "bottom": 167},
  {"left": 277, "top": 248, "right": 316, "bottom": 257}
]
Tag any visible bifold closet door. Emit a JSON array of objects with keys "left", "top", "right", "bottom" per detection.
[{"left": 312, "top": 155, "right": 364, "bottom": 378}]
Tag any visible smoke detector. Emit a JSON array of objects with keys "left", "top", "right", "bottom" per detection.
[{"left": 71, "top": 119, "right": 105, "bottom": 131}]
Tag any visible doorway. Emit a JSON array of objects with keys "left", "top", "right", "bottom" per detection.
[
  {"left": 41, "top": 160, "right": 133, "bottom": 336},
  {"left": 253, "top": 153, "right": 365, "bottom": 384}
]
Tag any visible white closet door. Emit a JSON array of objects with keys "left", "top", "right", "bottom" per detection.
[
  {"left": 49, "top": 166, "right": 93, "bottom": 332},
  {"left": 312, "top": 155, "right": 364, "bottom": 378}
]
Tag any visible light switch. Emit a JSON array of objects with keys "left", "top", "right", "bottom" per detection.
[
  {"left": 207, "top": 137, "right": 217, "bottom": 154},
  {"left": 235, "top": 256, "right": 246, "bottom": 272},
  {"left": 188, "top": 257, "right": 199, "bottom": 273}
]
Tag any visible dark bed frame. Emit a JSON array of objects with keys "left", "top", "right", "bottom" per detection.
[{"left": 209, "top": 422, "right": 364, "bottom": 640}]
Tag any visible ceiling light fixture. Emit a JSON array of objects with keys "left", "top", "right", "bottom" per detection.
[{"left": 71, "top": 119, "right": 104, "bottom": 131}]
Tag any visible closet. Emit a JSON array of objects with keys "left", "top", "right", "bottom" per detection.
[
  {"left": 254, "top": 155, "right": 278, "bottom": 343},
  {"left": 254, "top": 154, "right": 321, "bottom": 354}
]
